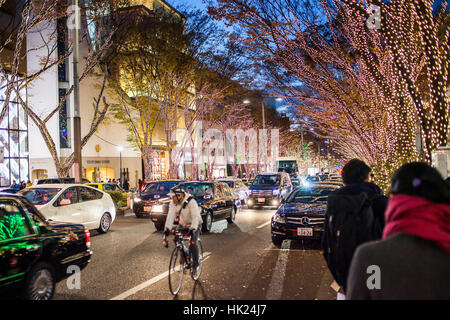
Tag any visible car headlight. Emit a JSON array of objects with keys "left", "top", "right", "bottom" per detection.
[
  {"left": 272, "top": 189, "right": 279, "bottom": 195},
  {"left": 152, "top": 205, "right": 164, "bottom": 213},
  {"left": 273, "top": 214, "right": 285, "bottom": 224},
  {"left": 134, "top": 197, "right": 141, "bottom": 203}
]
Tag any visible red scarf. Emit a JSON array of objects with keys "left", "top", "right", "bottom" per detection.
[{"left": 383, "top": 195, "right": 450, "bottom": 253}]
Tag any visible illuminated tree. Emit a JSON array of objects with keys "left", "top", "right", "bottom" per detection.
[{"left": 208, "top": 0, "right": 449, "bottom": 190}]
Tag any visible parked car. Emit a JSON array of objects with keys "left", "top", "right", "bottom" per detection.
[
  {"left": 86, "top": 182, "right": 128, "bottom": 198},
  {"left": 270, "top": 183, "right": 340, "bottom": 247},
  {"left": 0, "top": 194, "right": 92, "bottom": 300},
  {"left": 18, "top": 184, "right": 116, "bottom": 233},
  {"left": 132, "top": 180, "right": 184, "bottom": 219},
  {"left": 217, "top": 178, "right": 250, "bottom": 205},
  {"left": 34, "top": 178, "right": 90, "bottom": 185},
  {"left": 247, "top": 172, "right": 293, "bottom": 208},
  {"left": 149, "top": 181, "right": 240, "bottom": 232}
]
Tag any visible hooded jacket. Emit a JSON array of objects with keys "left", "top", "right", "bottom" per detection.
[{"left": 347, "top": 195, "right": 450, "bottom": 299}]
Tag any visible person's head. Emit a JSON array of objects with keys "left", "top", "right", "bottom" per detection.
[
  {"left": 342, "top": 159, "right": 371, "bottom": 185},
  {"left": 390, "top": 162, "right": 450, "bottom": 205},
  {"left": 168, "top": 186, "right": 185, "bottom": 205}
]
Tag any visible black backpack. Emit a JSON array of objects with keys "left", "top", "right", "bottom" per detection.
[{"left": 324, "top": 191, "right": 381, "bottom": 291}]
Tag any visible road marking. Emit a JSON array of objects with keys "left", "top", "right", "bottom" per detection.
[
  {"left": 256, "top": 220, "right": 271, "bottom": 229},
  {"left": 266, "top": 240, "right": 291, "bottom": 300},
  {"left": 110, "top": 252, "right": 211, "bottom": 300}
]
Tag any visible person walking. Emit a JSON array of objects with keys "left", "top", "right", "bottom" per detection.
[
  {"left": 346, "top": 162, "right": 450, "bottom": 299},
  {"left": 123, "top": 179, "right": 129, "bottom": 192},
  {"left": 322, "top": 159, "right": 388, "bottom": 300}
]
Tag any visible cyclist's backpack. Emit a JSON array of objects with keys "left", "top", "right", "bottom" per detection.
[
  {"left": 324, "top": 191, "right": 381, "bottom": 290},
  {"left": 175, "top": 196, "right": 195, "bottom": 224}
]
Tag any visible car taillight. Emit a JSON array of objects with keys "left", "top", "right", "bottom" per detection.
[{"left": 84, "top": 228, "right": 91, "bottom": 249}]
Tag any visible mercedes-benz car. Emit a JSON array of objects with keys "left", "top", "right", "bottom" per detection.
[{"left": 270, "top": 184, "right": 340, "bottom": 247}]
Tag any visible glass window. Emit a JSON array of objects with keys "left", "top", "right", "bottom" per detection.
[
  {"left": 19, "top": 188, "right": 62, "bottom": 205},
  {"left": 214, "top": 184, "right": 224, "bottom": 198},
  {"left": 0, "top": 200, "right": 34, "bottom": 241},
  {"left": 79, "top": 187, "right": 101, "bottom": 202},
  {"left": 103, "top": 184, "right": 112, "bottom": 191},
  {"left": 55, "top": 187, "right": 79, "bottom": 206},
  {"left": 251, "top": 175, "right": 280, "bottom": 186},
  {"left": 179, "top": 183, "right": 213, "bottom": 197},
  {"left": 222, "top": 184, "right": 233, "bottom": 197},
  {"left": 286, "top": 187, "right": 334, "bottom": 203}
]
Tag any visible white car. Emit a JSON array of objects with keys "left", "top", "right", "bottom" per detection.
[{"left": 18, "top": 184, "right": 116, "bottom": 233}]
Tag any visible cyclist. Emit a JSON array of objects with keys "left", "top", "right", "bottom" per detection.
[{"left": 163, "top": 186, "right": 203, "bottom": 273}]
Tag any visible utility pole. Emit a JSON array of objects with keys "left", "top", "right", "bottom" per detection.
[{"left": 72, "top": 0, "right": 82, "bottom": 183}]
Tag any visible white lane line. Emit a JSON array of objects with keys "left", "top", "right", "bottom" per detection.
[
  {"left": 256, "top": 220, "right": 272, "bottom": 229},
  {"left": 266, "top": 240, "right": 291, "bottom": 300},
  {"left": 110, "top": 252, "right": 211, "bottom": 300}
]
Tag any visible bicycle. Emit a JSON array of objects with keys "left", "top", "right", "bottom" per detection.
[{"left": 163, "top": 227, "right": 204, "bottom": 296}]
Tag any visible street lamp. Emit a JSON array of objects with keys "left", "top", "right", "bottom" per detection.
[{"left": 117, "top": 146, "right": 123, "bottom": 187}]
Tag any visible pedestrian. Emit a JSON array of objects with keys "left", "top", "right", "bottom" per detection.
[
  {"left": 322, "top": 159, "right": 388, "bottom": 300},
  {"left": 26, "top": 180, "right": 32, "bottom": 188},
  {"left": 11, "top": 180, "right": 19, "bottom": 191},
  {"left": 446, "top": 177, "right": 450, "bottom": 189},
  {"left": 346, "top": 162, "right": 450, "bottom": 299},
  {"left": 123, "top": 179, "right": 129, "bottom": 191}
]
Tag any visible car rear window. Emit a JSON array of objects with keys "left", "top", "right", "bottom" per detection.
[{"left": 0, "top": 200, "right": 34, "bottom": 240}]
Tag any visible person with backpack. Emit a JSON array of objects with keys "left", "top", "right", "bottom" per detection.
[
  {"left": 322, "top": 159, "right": 388, "bottom": 300},
  {"left": 346, "top": 162, "right": 450, "bottom": 299}
]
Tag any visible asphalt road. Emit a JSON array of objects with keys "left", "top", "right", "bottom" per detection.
[{"left": 53, "top": 207, "right": 336, "bottom": 300}]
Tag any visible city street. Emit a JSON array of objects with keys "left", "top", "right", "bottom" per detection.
[{"left": 53, "top": 207, "right": 336, "bottom": 300}]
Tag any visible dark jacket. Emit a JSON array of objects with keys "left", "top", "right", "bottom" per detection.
[
  {"left": 347, "top": 233, "right": 450, "bottom": 299},
  {"left": 321, "top": 182, "right": 388, "bottom": 291}
]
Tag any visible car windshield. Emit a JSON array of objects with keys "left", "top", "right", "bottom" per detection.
[
  {"left": 143, "top": 181, "right": 181, "bottom": 194},
  {"left": 286, "top": 187, "right": 333, "bottom": 203},
  {"left": 180, "top": 183, "right": 214, "bottom": 197},
  {"left": 251, "top": 175, "right": 280, "bottom": 186},
  {"left": 19, "top": 188, "right": 61, "bottom": 205}
]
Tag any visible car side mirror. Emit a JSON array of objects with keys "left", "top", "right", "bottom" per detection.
[{"left": 59, "top": 199, "right": 71, "bottom": 206}]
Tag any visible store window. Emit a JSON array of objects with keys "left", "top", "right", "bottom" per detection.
[{"left": 0, "top": 75, "right": 29, "bottom": 187}]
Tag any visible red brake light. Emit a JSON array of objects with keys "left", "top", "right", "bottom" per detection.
[{"left": 84, "top": 228, "right": 91, "bottom": 249}]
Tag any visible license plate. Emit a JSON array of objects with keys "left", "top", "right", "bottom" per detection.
[
  {"left": 144, "top": 206, "right": 152, "bottom": 212},
  {"left": 258, "top": 198, "right": 265, "bottom": 203},
  {"left": 297, "top": 228, "right": 313, "bottom": 237}
]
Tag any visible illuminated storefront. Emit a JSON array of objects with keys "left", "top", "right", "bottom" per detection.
[{"left": 0, "top": 76, "right": 29, "bottom": 187}]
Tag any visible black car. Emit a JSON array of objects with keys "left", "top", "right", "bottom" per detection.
[
  {"left": 247, "top": 172, "right": 293, "bottom": 208},
  {"left": 270, "top": 184, "right": 340, "bottom": 247},
  {"left": 149, "top": 181, "right": 240, "bottom": 232},
  {"left": 0, "top": 194, "right": 92, "bottom": 300},
  {"left": 133, "top": 180, "right": 184, "bottom": 219}
]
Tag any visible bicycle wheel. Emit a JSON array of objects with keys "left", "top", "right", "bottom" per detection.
[
  {"left": 191, "top": 240, "right": 204, "bottom": 281},
  {"left": 168, "top": 247, "right": 184, "bottom": 296}
]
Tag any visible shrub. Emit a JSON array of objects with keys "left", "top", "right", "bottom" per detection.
[{"left": 106, "top": 191, "right": 125, "bottom": 208}]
